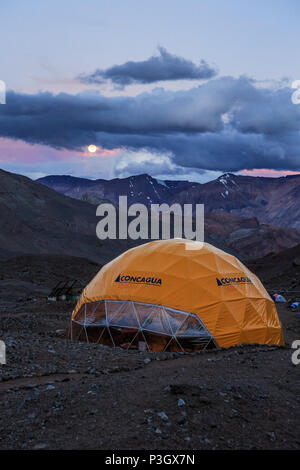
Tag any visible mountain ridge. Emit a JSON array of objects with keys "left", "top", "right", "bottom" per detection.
[
  {"left": 38, "top": 172, "right": 300, "bottom": 230},
  {"left": 0, "top": 167, "right": 298, "bottom": 262}
]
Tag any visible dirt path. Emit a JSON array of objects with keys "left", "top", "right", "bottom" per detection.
[{"left": 0, "top": 372, "right": 86, "bottom": 392}]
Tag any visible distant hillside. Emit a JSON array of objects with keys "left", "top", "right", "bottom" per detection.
[
  {"left": 38, "top": 172, "right": 300, "bottom": 230},
  {"left": 204, "top": 211, "right": 300, "bottom": 259},
  {"left": 0, "top": 168, "right": 299, "bottom": 262},
  {"left": 246, "top": 243, "right": 300, "bottom": 290},
  {"left": 0, "top": 168, "right": 137, "bottom": 264}
]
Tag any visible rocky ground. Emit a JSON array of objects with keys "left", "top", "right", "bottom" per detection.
[{"left": 0, "top": 255, "right": 299, "bottom": 450}]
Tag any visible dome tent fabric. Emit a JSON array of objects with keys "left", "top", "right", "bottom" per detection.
[{"left": 70, "top": 239, "right": 284, "bottom": 351}]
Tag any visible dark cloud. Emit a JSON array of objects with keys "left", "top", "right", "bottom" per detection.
[
  {"left": 1, "top": 77, "right": 300, "bottom": 172},
  {"left": 78, "top": 47, "right": 217, "bottom": 87}
]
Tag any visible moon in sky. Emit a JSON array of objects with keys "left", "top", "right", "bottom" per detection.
[{"left": 88, "top": 144, "right": 97, "bottom": 153}]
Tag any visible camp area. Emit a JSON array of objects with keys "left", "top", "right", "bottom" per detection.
[
  {"left": 0, "top": 242, "right": 299, "bottom": 450},
  {"left": 70, "top": 239, "right": 284, "bottom": 352}
]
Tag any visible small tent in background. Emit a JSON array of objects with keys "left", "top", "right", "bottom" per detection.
[
  {"left": 272, "top": 294, "right": 287, "bottom": 303},
  {"left": 70, "top": 239, "right": 284, "bottom": 352}
]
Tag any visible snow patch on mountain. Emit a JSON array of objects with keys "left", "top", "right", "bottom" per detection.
[{"left": 156, "top": 179, "right": 168, "bottom": 188}]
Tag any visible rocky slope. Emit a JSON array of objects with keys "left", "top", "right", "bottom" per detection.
[
  {"left": 246, "top": 243, "right": 300, "bottom": 291},
  {"left": 205, "top": 212, "right": 300, "bottom": 259},
  {"left": 0, "top": 169, "right": 136, "bottom": 264}
]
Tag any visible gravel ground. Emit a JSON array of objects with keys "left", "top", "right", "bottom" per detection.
[
  {"left": 0, "top": 254, "right": 299, "bottom": 450},
  {"left": 0, "top": 299, "right": 299, "bottom": 450}
]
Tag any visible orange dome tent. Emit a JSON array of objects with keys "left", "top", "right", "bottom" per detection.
[{"left": 70, "top": 239, "right": 284, "bottom": 351}]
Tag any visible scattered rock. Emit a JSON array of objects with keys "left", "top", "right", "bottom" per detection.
[
  {"left": 157, "top": 411, "right": 168, "bottom": 421},
  {"left": 45, "top": 385, "right": 55, "bottom": 391},
  {"left": 33, "top": 443, "right": 48, "bottom": 450}
]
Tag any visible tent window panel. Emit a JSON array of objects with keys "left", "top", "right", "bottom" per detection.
[
  {"left": 106, "top": 301, "right": 128, "bottom": 324},
  {"left": 107, "top": 302, "right": 139, "bottom": 329},
  {"left": 139, "top": 305, "right": 172, "bottom": 335},
  {"left": 133, "top": 303, "right": 156, "bottom": 328},
  {"left": 71, "top": 300, "right": 217, "bottom": 352},
  {"left": 163, "top": 309, "right": 188, "bottom": 335},
  {"left": 85, "top": 301, "right": 106, "bottom": 325},
  {"left": 176, "top": 314, "right": 209, "bottom": 337},
  {"left": 73, "top": 305, "right": 85, "bottom": 323}
]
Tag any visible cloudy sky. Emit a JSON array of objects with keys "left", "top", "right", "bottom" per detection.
[{"left": 0, "top": 0, "right": 300, "bottom": 182}]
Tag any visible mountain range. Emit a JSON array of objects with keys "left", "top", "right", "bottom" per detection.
[
  {"left": 0, "top": 168, "right": 298, "bottom": 263},
  {"left": 38, "top": 172, "right": 300, "bottom": 230}
]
